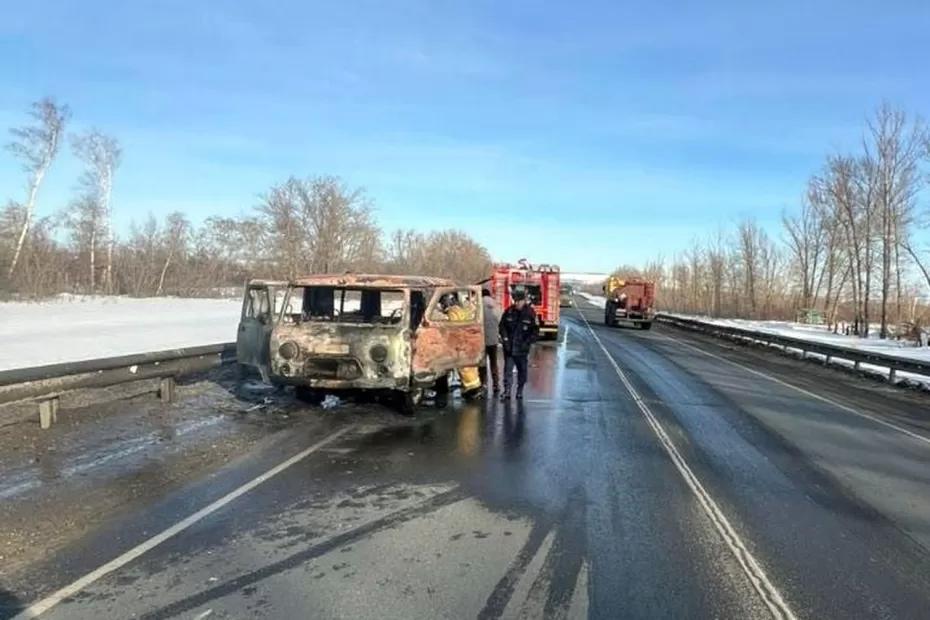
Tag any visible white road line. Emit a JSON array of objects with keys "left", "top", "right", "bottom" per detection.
[
  {"left": 13, "top": 424, "right": 358, "bottom": 620},
  {"left": 566, "top": 560, "right": 589, "bottom": 620},
  {"left": 653, "top": 330, "right": 930, "bottom": 448},
  {"left": 500, "top": 530, "right": 557, "bottom": 620},
  {"left": 576, "top": 311, "right": 796, "bottom": 620}
]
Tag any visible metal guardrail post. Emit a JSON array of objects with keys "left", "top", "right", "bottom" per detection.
[
  {"left": 38, "top": 396, "right": 59, "bottom": 429},
  {"left": 0, "top": 343, "right": 236, "bottom": 429},
  {"left": 159, "top": 377, "right": 176, "bottom": 403}
]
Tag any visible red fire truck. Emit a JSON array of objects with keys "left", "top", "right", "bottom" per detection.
[{"left": 484, "top": 260, "right": 561, "bottom": 340}]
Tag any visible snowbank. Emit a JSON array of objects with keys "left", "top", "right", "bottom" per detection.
[
  {"left": 0, "top": 295, "right": 242, "bottom": 371},
  {"left": 672, "top": 314, "right": 930, "bottom": 362},
  {"left": 667, "top": 313, "right": 930, "bottom": 389},
  {"left": 579, "top": 292, "right": 607, "bottom": 309}
]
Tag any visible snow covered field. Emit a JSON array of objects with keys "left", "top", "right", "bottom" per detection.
[{"left": 0, "top": 295, "right": 242, "bottom": 371}]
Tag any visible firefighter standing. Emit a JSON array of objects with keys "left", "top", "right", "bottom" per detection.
[
  {"left": 441, "top": 293, "right": 484, "bottom": 400},
  {"left": 498, "top": 288, "right": 538, "bottom": 400}
]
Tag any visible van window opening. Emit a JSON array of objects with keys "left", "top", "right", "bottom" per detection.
[{"left": 280, "top": 286, "right": 406, "bottom": 325}]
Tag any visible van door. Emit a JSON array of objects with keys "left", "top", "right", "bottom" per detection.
[
  {"left": 411, "top": 286, "right": 484, "bottom": 383},
  {"left": 236, "top": 281, "right": 283, "bottom": 381}
]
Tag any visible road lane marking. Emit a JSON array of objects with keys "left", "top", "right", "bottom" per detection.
[
  {"left": 499, "top": 530, "right": 556, "bottom": 619},
  {"left": 653, "top": 330, "right": 930, "bottom": 448},
  {"left": 13, "top": 424, "right": 358, "bottom": 620},
  {"left": 576, "top": 311, "right": 797, "bottom": 620},
  {"left": 566, "top": 560, "right": 589, "bottom": 620}
]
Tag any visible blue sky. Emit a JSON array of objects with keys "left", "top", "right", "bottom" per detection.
[{"left": 1, "top": 1, "right": 929, "bottom": 272}]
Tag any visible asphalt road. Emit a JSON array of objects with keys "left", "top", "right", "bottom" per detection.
[{"left": 3, "top": 298, "right": 930, "bottom": 619}]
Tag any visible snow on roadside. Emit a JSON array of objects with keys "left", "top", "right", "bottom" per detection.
[
  {"left": 666, "top": 312, "right": 930, "bottom": 389},
  {"left": 0, "top": 295, "right": 242, "bottom": 371},
  {"left": 578, "top": 292, "right": 607, "bottom": 309}
]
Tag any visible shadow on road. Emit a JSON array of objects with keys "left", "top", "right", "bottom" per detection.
[{"left": 0, "top": 587, "right": 24, "bottom": 620}]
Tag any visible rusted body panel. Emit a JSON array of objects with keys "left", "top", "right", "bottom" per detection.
[
  {"left": 270, "top": 320, "right": 412, "bottom": 390},
  {"left": 236, "top": 279, "right": 289, "bottom": 381},
  {"left": 411, "top": 287, "right": 484, "bottom": 384},
  {"left": 292, "top": 274, "right": 455, "bottom": 289}
]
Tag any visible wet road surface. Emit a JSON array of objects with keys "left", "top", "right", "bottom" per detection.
[{"left": 3, "top": 300, "right": 930, "bottom": 619}]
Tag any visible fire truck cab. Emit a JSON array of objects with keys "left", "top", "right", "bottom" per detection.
[{"left": 486, "top": 260, "right": 561, "bottom": 341}]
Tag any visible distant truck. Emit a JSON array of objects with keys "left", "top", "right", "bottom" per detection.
[
  {"left": 484, "top": 260, "right": 561, "bottom": 340},
  {"left": 603, "top": 276, "right": 656, "bottom": 330}
]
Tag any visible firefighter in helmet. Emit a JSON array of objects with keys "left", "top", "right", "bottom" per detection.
[{"left": 439, "top": 293, "right": 484, "bottom": 400}]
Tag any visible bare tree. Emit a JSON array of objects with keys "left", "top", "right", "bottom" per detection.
[
  {"left": 156, "top": 212, "right": 190, "bottom": 295},
  {"left": 386, "top": 228, "right": 491, "bottom": 283},
  {"left": 65, "top": 194, "right": 105, "bottom": 291},
  {"left": 73, "top": 130, "right": 122, "bottom": 293},
  {"left": 783, "top": 195, "right": 827, "bottom": 310},
  {"left": 737, "top": 219, "right": 766, "bottom": 317},
  {"left": 5, "top": 98, "right": 69, "bottom": 279},
  {"left": 257, "top": 176, "right": 382, "bottom": 277},
  {"left": 863, "top": 103, "right": 926, "bottom": 337}
]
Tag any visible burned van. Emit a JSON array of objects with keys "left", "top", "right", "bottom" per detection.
[{"left": 237, "top": 274, "right": 484, "bottom": 413}]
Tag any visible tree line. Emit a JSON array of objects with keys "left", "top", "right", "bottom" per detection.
[
  {"left": 615, "top": 103, "right": 930, "bottom": 339},
  {"left": 0, "top": 97, "right": 492, "bottom": 298}
]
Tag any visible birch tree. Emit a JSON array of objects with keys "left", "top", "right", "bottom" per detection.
[
  {"left": 66, "top": 194, "right": 105, "bottom": 291},
  {"left": 73, "top": 130, "right": 122, "bottom": 293},
  {"left": 156, "top": 212, "right": 190, "bottom": 296},
  {"left": 5, "top": 98, "right": 69, "bottom": 278}
]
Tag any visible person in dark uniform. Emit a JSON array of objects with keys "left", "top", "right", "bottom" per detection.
[{"left": 498, "top": 288, "right": 539, "bottom": 400}]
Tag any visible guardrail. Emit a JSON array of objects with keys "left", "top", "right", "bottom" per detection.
[
  {"left": 656, "top": 314, "right": 930, "bottom": 385},
  {"left": 0, "top": 343, "right": 237, "bottom": 429}
]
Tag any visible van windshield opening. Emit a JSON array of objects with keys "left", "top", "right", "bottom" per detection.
[{"left": 281, "top": 287, "right": 406, "bottom": 325}]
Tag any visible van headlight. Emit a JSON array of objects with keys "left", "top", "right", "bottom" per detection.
[
  {"left": 278, "top": 341, "right": 299, "bottom": 360},
  {"left": 369, "top": 344, "right": 388, "bottom": 362}
]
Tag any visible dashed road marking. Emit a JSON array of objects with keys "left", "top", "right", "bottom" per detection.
[
  {"left": 13, "top": 424, "right": 358, "bottom": 620},
  {"left": 652, "top": 330, "right": 930, "bottom": 448},
  {"left": 576, "top": 310, "right": 797, "bottom": 620}
]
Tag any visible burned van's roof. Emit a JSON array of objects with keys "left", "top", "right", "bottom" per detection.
[{"left": 290, "top": 274, "right": 456, "bottom": 289}]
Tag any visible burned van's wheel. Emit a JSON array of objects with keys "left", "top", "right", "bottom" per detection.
[
  {"left": 395, "top": 387, "right": 423, "bottom": 416},
  {"left": 295, "top": 386, "right": 325, "bottom": 406}
]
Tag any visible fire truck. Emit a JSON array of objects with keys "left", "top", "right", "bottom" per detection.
[
  {"left": 603, "top": 276, "right": 656, "bottom": 330},
  {"left": 484, "top": 260, "right": 561, "bottom": 340}
]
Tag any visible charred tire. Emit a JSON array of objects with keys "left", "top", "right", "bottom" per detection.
[
  {"left": 395, "top": 387, "right": 423, "bottom": 416},
  {"left": 640, "top": 321, "right": 653, "bottom": 331},
  {"left": 433, "top": 375, "right": 450, "bottom": 409},
  {"left": 295, "top": 386, "right": 325, "bottom": 406},
  {"left": 236, "top": 363, "right": 250, "bottom": 381}
]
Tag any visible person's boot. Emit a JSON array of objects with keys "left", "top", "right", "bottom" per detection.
[
  {"left": 500, "top": 387, "right": 511, "bottom": 400},
  {"left": 515, "top": 385, "right": 524, "bottom": 400}
]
